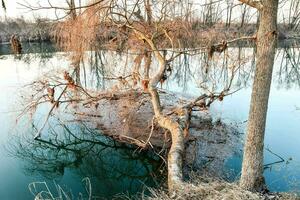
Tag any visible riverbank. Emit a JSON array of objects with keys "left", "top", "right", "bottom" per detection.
[
  {"left": 0, "top": 18, "right": 52, "bottom": 43},
  {"left": 0, "top": 18, "right": 299, "bottom": 48}
]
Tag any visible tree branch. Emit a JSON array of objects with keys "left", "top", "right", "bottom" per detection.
[{"left": 239, "top": 0, "right": 263, "bottom": 10}]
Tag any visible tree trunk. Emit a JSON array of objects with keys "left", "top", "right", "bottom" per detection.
[
  {"left": 240, "top": 0, "right": 278, "bottom": 191},
  {"left": 148, "top": 87, "right": 184, "bottom": 191},
  {"left": 147, "top": 55, "right": 184, "bottom": 191},
  {"left": 135, "top": 29, "right": 185, "bottom": 192}
]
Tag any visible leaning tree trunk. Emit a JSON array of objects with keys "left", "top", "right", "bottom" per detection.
[
  {"left": 146, "top": 50, "right": 184, "bottom": 191},
  {"left": 240, "top": 0, "right": 278, "bottom": 191},
  {"left": 138, "top": 35, "right": 185, "bottom": 191},
  {"left": 148, "top": 87, "right": 184, "bottom": 191}
]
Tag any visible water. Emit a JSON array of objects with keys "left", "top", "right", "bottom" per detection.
[
  {"left": 166, "top": 48, "right": 300, "bottom": 193},
  {"left": 166, "top": 47, "right": 300, "bottom": 193},
  {"left": 0, "top": 46, "right": 300, "bottom": 199},
  {"left": 0, "top": 54, "right": 164, "bottom": 200}
]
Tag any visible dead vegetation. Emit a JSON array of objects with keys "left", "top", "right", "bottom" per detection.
[
  {"left": 10, "top": 34, "right": 22, "bottom": 54},
  {"left": 145, "top": 175, "right": 300, "bottom": 200}
]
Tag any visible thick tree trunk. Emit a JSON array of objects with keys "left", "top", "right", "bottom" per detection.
[{"left": 240, "top": 0, "right": 278, "bottom": 191}]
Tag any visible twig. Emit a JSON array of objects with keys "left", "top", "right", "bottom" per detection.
[
  {"left": 34, "top": 86, "right": 68, "bottom": 139},
  {"left": 73, "top": 112, "right": 102, "bottom": 118},
  {"left": 144, "top": 116, "right": 156, "bottom": 148}
]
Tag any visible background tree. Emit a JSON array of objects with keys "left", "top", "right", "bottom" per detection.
[{"left": 1, "top": 0, "right": 5, "bottom": 10}]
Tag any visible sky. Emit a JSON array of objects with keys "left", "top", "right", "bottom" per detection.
[
  {"left": 0, "top": 0, "right": 69, "bottom": 20},
  {"left": 0, "top": 0, "right": 256, "bottom": 21},
  {"left": 1, "top": 0, "right": 44, "bottom": 19},
  {"left": 0, "top": 0, "right": 294, "bottom": 23}
]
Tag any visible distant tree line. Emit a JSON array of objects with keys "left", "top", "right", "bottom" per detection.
[{"left": 0, "top": 17, "right": 52, "bottom": 43}]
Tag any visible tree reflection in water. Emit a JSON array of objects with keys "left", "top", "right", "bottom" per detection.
[
  {"left": 168, "top": 47, "right": 300, "bottom": 94},
  {"left": 7, "top": 118, "right": 165, "bottom": 197},
  {"left": 276, "top": 47, "right": 300, "bottom": 89}
]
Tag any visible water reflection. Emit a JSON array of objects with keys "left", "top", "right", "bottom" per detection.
[
  {"left": 9, "top": 45, "right": 300, "bottom": 93},
  {"left": 0, "top": 42, "right": 56, "bottom": 55},
  {"left": 7, "top": 118, "right": 164, "bottom": 198},
  {"left": 167, "top": 47, "right": 300, "bottom": 94},
  {"left": 276, "top": 47, "right": 300, "bottom": 89}
]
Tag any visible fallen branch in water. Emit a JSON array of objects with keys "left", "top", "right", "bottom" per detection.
[
  {"left": 116, "top": 135, "right": 148, "bottom": 148},
  {"left": 73, "top": 112, "right": 102, "bottom": 118}
]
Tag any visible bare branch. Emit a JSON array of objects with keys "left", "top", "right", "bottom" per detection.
[
  {"left": 18, "top": 0, "right": 105, "bottom": 12},
  {"left": 239, "top": 0, "right": 263, "bottom": 10},
  {"left": 34, "top": 85, "right": 68, "bottom": 139}
]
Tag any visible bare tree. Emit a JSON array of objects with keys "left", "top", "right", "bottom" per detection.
[
  {"left": 201, "top": 0, "right": 222, "bottom": 27},
  {"left": 240, "top": 4, "right": 250, "bottom": 28},
  {"left": 287, "top": 0, "right": 300, "bottom": 30},
  {"left": 225, "top": 0, "right": 234, "bottom": 27}
]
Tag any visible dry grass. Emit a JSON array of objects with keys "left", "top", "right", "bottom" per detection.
[
  {"left": 144, "top": 174, "right": 300, "bottom": 200},
  {"left": 28, "top": 174, "right": 300, "bottom": 200}
]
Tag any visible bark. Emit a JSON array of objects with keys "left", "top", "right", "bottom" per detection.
[
  {"left": 240, "top": 0, "right": 278, "bottom": 191},
  {"left": 144, "top": 0, "right": 152, "bottom": 24}
]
